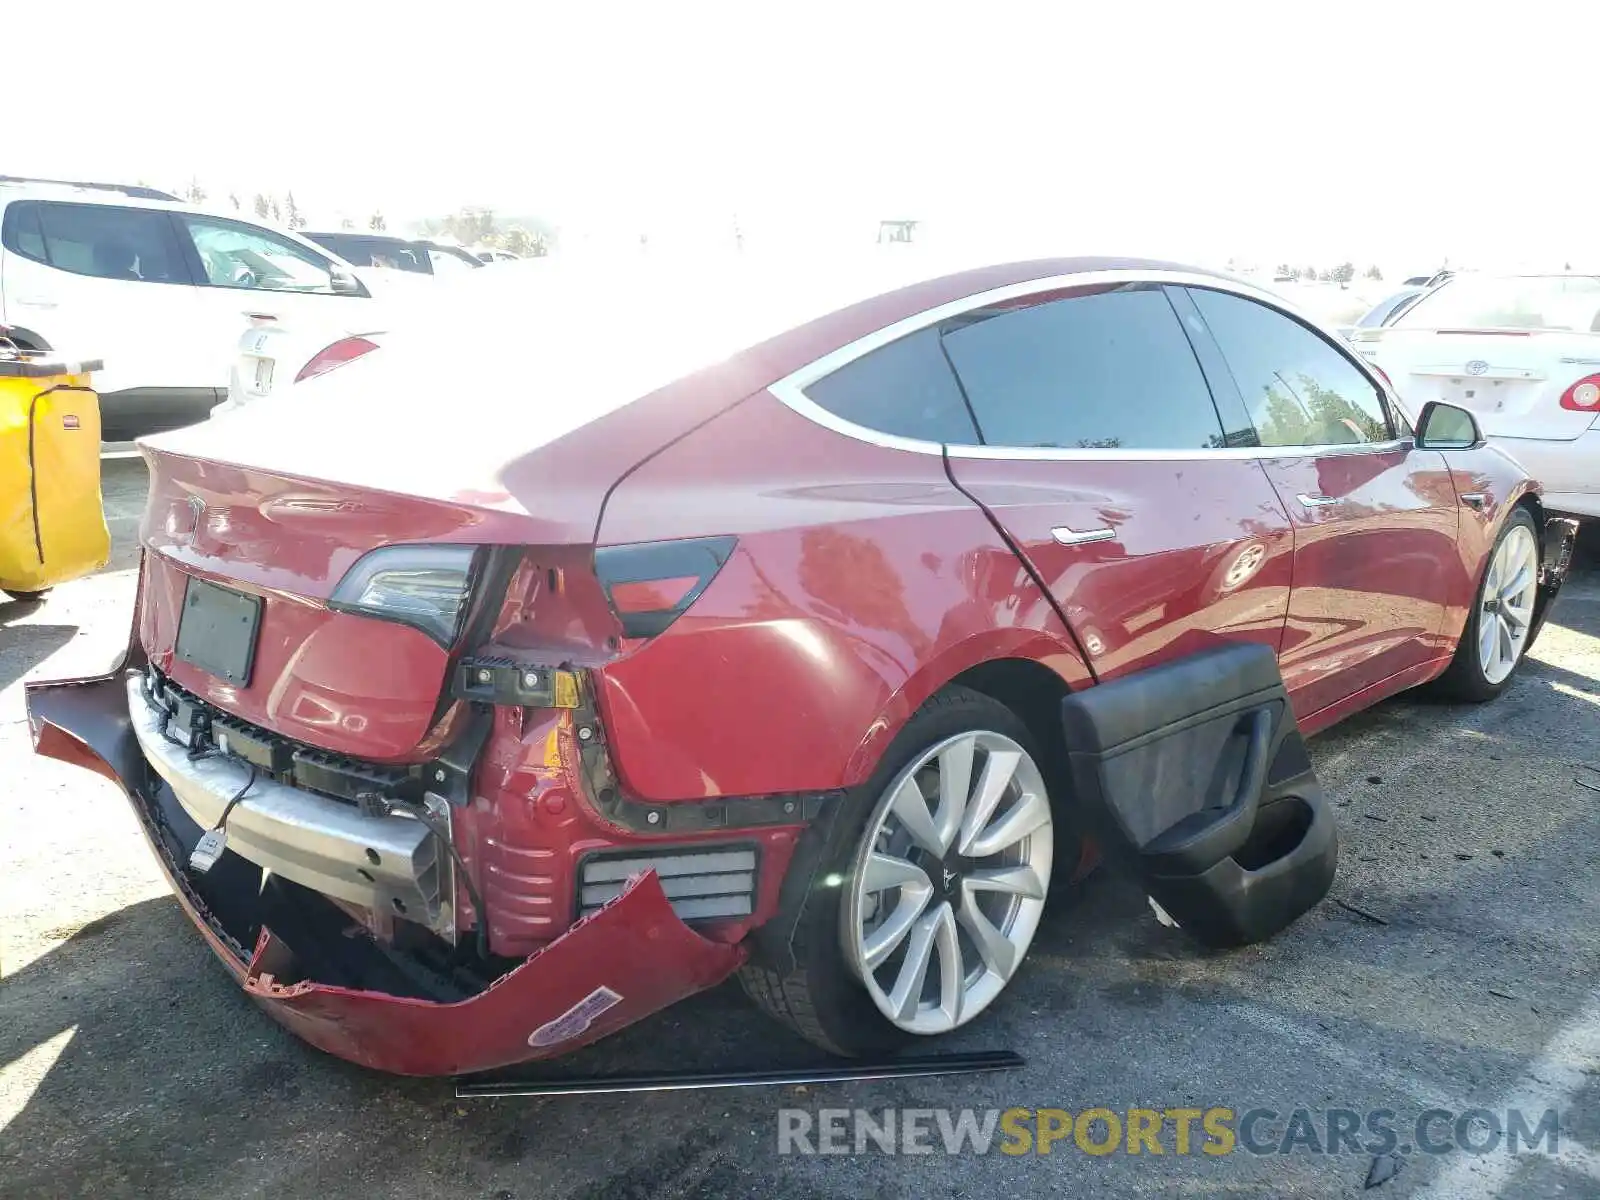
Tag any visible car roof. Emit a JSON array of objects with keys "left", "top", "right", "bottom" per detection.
[
  {"left": 0, "top": 180, "right": 199, "bottom": 212},
  {"left": 304, "top": 230, "right": 416, "bottom": 242},
  {"left": 1, "top": 186, "right": 359, "bottom": 265},
  {"left": 0, "top": 176, "right": 180, "bottom": 202},
  {"left": 146, "top": 252, "right": 1336, "bottom": 520}
]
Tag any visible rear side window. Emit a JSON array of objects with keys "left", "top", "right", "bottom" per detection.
[
  {"left": 1188, "top": 287, "right": 1391, "bottom": 447},
  {"left": 940, "top": 286, "right": 1226, "bottom": 450},
  {"left": 308, "top": 233, "right": 432, "bottom": 274},
  {"left": 804, "top": 326, "right": 981, "bottom": 443},
  {"left": 6, "top": 201, "right": 188, "bottom": 283}
]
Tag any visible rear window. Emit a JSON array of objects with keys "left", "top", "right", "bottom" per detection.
[{"left": 1394, "top": 275, "right": 1600, "bottom": 332}]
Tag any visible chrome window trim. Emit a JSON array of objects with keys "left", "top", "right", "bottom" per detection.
[
  {"left": 767, "top": 267, "right": 1407, "bottom": 461},
  {"left": 947, "top": 437, "right": 1415, "bottom": 463}
]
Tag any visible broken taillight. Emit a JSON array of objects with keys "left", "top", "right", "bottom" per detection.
[{"left": 593, "top": 536, "right": 737, "bottom": 638}]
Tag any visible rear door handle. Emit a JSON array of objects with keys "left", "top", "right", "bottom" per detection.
[
  {"left": 13, "top": 296, "right": 57, "bottom": 309},
  {"left": 1297, "top": 493, "right": 1339, "bottom": 509},
  {"left": 1051, "top": 526, "right": 1117, "bottom": 546}
]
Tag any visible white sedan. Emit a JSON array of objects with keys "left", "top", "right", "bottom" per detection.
[
  {"left": 1351, "top": 272, "right": 1600, "bottom": 519},
  {"left": 216, "top": 258, "right": 548, "bottom": 417}
]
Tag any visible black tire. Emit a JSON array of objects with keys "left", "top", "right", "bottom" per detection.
[
  {"left": 3, "top": 588, "right": 49, "bottom": 602},
  {"left": 738, "top": 686, "right": 1049, "bottom": 1056},
  {"left": 1432, "top": 506, "right": 1539, "bottom": 703}
]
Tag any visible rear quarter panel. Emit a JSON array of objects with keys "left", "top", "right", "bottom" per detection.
[{"left": 593, "top": 393, "right": 1091, "bottom": 802}]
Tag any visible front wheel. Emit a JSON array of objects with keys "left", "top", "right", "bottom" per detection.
[
  {"left": 3, "top": 588, "right": 49, "bottom": 602},
  {"left": 739, "top": 688, "right": 1054, "bottom": 1055},
  {"left": 1434, "top": 507, "right": 1540, "bottom": 702}
]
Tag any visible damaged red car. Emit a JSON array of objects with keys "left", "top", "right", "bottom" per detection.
[{"left": 28, "top": 255, "right": 1577, "bottom": 1076}]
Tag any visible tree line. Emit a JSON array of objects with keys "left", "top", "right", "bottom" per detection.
[
  {"left": 417, "top": 208, "right": 549, "bottom": 257},
  {"left": 169, "top": 181, "right": 552, "bottom": 252},
  {"left": 1273, "top": 262, "right": 1384, "bottom": 283}
]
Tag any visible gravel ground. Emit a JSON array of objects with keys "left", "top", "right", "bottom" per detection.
[{"left": 3, "top": 456, "right": 1599, "bottom": 1199}]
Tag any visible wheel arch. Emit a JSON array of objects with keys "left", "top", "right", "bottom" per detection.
[
  {"left": 0, "top": 324, "right": 51, "bottom": 351},
  {"left": 840, "top": 631, "right": 1090, "bottom": 789}
]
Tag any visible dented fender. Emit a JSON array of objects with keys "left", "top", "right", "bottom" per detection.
[{"left": 25, "top": 669, "right": 745, "bottom": 1077}]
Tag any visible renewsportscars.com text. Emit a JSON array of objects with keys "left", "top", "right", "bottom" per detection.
[{"left": 777, "top": 1106, "right": 1562, "bottom": 1157}]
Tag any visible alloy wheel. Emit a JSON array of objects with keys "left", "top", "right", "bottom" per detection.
[
  {"left": 840, "top": 730, "right": 1053, "bottom": 1035},
  {"left": 1477, "top": 523, "right": 1539, "bottom": 685}
]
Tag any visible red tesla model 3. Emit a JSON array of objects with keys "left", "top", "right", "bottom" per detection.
[{"left": 27, "top": 254, "right": 1577, "bottom": 1075}]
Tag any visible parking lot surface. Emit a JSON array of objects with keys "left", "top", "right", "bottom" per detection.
[{"left": 3, "top": 456, "right": 1599, "bottom": 1199}]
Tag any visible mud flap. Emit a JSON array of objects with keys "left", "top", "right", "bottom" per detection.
[{"left": 1059, "top": 642, "right": 1337, "bottom": 948}]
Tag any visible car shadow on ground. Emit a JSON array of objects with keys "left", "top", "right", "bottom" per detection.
[{"left": 0, "top": 612, "right": 76, "bottom": 695}]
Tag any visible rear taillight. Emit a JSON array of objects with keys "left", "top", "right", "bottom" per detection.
[
  {"left": 295, "top": 335, "right": 379, "bottom": 383},
  {"left": 1560, "top": 373, "right": 1600, "bottom": 412},
  {"left": 330, "top": 543, "right": 478, "bottom": 645},
  {"left": 594, "top": 536, "right": 737, "bottom": 638}
]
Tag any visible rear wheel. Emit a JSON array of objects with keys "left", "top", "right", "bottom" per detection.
[
  {"left": 740, "top": 688, "right": 1054, "bottom": 1055},
  {"left": 1434, "top": 507, "right": 1540, "bottom": 702},
  {"left": 3, "top": 589, "right": 49, "bottom": 602}
]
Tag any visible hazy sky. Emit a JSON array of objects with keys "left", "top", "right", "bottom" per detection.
[{"left": 13, "top": 1, "right": 1595, "bottom": 271}]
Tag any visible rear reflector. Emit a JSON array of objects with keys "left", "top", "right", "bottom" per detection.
[
  {"left": 594, "top": 536, "right": 737, "bottom": 638},
  {"left": 295, "top": 335, "right": 379, "bottom": 383},
  {"left": 1561, "top": 374, "right": 1600, "bottom": 412}
]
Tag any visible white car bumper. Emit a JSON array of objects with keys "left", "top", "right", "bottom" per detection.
[{"left": 1492, "top": 431, "right": 1600, "bottom": 520}]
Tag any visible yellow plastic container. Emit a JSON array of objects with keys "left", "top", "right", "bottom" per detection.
[{"left": 0, "top": 354, "right": 110, "bottom": 597}]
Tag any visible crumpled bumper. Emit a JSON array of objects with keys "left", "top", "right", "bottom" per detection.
[{"left": 25, "top": 668, "right": 746, "bottom": 1077}]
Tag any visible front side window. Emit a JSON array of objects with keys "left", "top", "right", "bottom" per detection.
[
  {"left": 1188, "top": 287, "right": 1391, "bottom": 447},
  {"left": 940, "top": 285, "right": 1227, "bottom": 450},
  {"left": 13, "top": 201, "right": 188, "bottom": 283},
  {"left": 180, "top": 216, "right": 336, "bottom": 293},
  {"left": 803, "top": 325, "right": 981, "bottom": 443}
]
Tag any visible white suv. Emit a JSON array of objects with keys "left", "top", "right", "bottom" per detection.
[{"left": 0, "top": 179, "right": 381, "bottom": 440}]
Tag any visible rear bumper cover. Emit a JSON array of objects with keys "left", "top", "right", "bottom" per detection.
[{"left": 25, "top": 668, "right": 745, "bottom": 1077}]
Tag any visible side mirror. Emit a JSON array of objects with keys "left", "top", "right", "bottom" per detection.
[
  {"left": 329, "top": 267, "right": 365, "bottom": 296},
  {"left": 1415, "top": 401, "right": 1483, "bottom": 450}
]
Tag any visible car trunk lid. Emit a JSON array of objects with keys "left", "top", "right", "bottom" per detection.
[
  {"left": 1355, "top": 327, "right": 1600, "bottom": 440},
  {"left": 135, "top": 443, "right": 582, "bottom": 761}
]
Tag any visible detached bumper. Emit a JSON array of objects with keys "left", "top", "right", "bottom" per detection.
[{"left": 25, "top": 669, "right": 746, "bottom": 1077}]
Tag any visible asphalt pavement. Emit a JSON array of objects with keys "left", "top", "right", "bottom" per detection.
[{"left": 3, "top": 456, "right": 1600, "bottom": 1199}]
